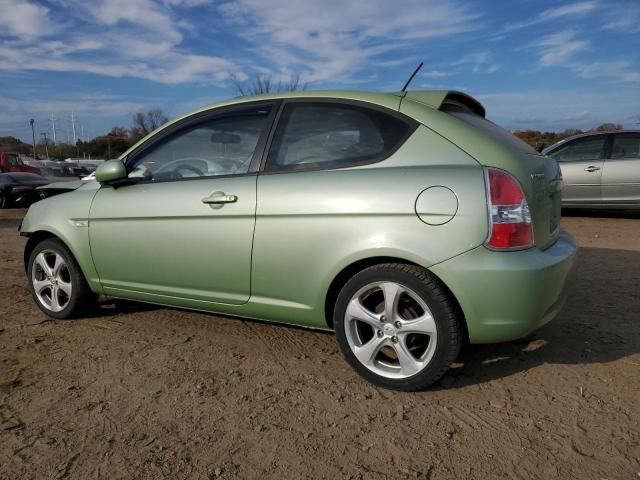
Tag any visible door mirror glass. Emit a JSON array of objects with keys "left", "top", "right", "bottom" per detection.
[{"left": 95, "top": 160, "right": 127, "bottom": 184}]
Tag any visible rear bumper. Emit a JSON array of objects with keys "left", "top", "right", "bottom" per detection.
[{"left": 430, "top": 230, "right": 577, "bottom": 343}]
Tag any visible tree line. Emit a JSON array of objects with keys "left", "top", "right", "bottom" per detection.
[
  {"left": 0, "top": 109, "right": 169, "bottom": 160},
  {"left": 513, "top": 123, "right": 624, "bottom": 151}
]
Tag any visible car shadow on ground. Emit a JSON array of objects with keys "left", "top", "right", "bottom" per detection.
[
  {"left": 442, "top": 246, "right": 640, "bottom": 388},
  {"left": 38, "top": 245, "right": 640, "bottom": 389},
  {"left": 80, "top": 298, "right": 163, "bottom": 319}
]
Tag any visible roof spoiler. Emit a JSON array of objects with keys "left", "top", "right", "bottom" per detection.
[{"left": 400, "top": 90, "right": 486, "bottom": 117}]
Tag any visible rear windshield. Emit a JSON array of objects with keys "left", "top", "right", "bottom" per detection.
[{"left": 444, "top": 109, "right": 540, "bottom": 156}]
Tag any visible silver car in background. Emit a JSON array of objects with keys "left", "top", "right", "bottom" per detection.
[{"left": 543, "top": 130, "right": 640, "bottom": 209}]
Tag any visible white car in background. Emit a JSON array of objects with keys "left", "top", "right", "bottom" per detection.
[{"left": 543, "top": 130, "right": 640, "bottom": 209}]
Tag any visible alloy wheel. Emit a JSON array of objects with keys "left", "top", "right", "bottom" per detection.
[
  {"left": 344, "top": 281, "right": 438, "bottom": 379},
  {"left": 31, "top": 250, "right": 73, "bottom": 313}
]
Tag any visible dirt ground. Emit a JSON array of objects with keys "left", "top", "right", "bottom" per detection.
[{"left": 1, "top": 208, "right": 638, "bottom": 480}]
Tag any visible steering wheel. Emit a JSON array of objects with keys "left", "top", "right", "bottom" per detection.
[{"left": 174, "top": 164, "right": 205, "bottom": 177}]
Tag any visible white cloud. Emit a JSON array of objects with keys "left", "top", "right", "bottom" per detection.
[
  {"left": 0, "top": 42, "right": 236, "bottom": 84},
  {"left": 533, "top": 32, "right": 640, "bottom": 83},
  {"left": 423, "top": 70, "right": 453, "bottom": 79},
  {"left": 503, "top": 1, "right": 598, "bottom": 33},
  {"left": 0, "top": 0, "right": 239, "bottom": 85},
  {"left": 536, "top": 32, "right": 588, "bottom": 66},
  {"left": 561, "top": 110, "right": 591, "bottom": 122},
  {"left": 571, "top": 61, "right": 640, "bottom": 83},
  {"left": 451, "top": 51, "right": 501, "bottom": 74},
  {"left": 540, "top": 1, "right": 598, "bottom": 20},
  {"left": 601, "top": 2, "right": 640, "bottom": 33},
  {"left": 78, "top": 0, "right": 183, "bottom": 43},
  {"left": 217, "top": 0, "right": 480, "bottom": 82},
  {"left": 0, "top": 0, "right": 56, "bottom": 39}
]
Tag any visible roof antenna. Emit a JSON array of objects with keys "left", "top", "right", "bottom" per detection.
[{"left": 401, "top": 62, "right": 424, "bottom": 92}]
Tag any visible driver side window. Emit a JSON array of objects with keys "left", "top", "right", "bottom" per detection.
[{"left": 127, "top": 105, "right": 272, "bottom": 181}]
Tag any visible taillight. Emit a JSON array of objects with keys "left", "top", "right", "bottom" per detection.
[{"left": 485, "top": 168, "right": 534, "bottom": 250}]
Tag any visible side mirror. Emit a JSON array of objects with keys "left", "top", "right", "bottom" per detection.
[{"left": 95, "top": 160, "right": 127, "bottom": 184}]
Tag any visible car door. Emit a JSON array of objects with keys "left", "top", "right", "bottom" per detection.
[
  {"left": 601, "top": 132, "right": 640, "bottom": 204},
  {"left": 89, "top": 102, "right": 277, "bottom": 305},
  {"left": 547, "top": 134, "right": 607, "bottom": 204},
  {"left": 251, "top": 100, "right": 424, "bottom": 321}
]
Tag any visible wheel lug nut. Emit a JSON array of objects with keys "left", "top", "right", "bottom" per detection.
[
  {"left": 394, "top": 321, "right": 401, "bottom": 328},
  {"left": 380, "top": 315, "right": 386, "bottom": 322},
  {"left": 377, "top": 330, "right": 383, "bottom": 337},
  {"left": 391, "top": 336, "right": 398, "bottom": 343}
]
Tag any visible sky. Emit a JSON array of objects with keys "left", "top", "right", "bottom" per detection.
[{"left": 0, "top": 0, "right": 639, "bottom": 143}]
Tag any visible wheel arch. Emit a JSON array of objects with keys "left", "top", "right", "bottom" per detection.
[
  {"left": 323, "top": 256, "right": 468, "bottom": 341},
  {"left": 23, "top": 230, "right": 58, "bottom": 271},
  {"left": 22, "top": 228, "right": 102, "bottom": 294}
]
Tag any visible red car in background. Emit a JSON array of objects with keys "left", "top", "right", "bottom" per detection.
[{"left": 0, "top": 152, "right": 41, "bottom": 174}]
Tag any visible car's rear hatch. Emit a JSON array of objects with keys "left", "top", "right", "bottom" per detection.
[{"left": 400, "top": 91, "right": 562, "bottom": 250}]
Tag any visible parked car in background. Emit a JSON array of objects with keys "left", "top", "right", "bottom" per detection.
[
  {"left": 0, "top": 172, "right": 49, "bottom": 208},
  {"left": 20, "top": 90, "right": 576, "bottom": 391},
  {"left": 0, "top": 152, "right": 41, "bottom": 174},
  {"left": 36, "top": 172, "right": 95, "bottom": 199},
  {"left": 62, "top": 158, "right": 96, "bottom": 176},
  {"left": 543, "top": 130, "right": 640, "bottom": 208},
  {"left": 27, "top": 159, "right": 68, "bottom": 177}
]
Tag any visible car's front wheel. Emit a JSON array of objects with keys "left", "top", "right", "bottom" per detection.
[
  {"left": 334, "top": 263, "right": 463, "bottom": 391},
  {"left": 27, "top": 238, "right": 96, "bottom": 319}
]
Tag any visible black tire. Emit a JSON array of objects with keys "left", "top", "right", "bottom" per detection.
[
  {"left": 0, "top": 191, "right": 7, "bottom": 209},
  {"left": 27, "top": 238, "right": 97, "bottom": 319},
  {"left": 333, "top": 263, "right": 463, "bottom": 391}
]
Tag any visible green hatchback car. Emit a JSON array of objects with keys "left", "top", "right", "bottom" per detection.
[{"left": 20, "top": 90, "right": 576, "bottom": 391}]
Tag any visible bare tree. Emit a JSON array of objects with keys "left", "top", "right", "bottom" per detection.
[
  {"left": 591, "top": 123, "right": 624, "bottom": 132},
  {"left": 232, "top": 73, "right": 305, "bottom": 97},
  {"left": 131, "top": 109, "right": 169, "bottom": 139}
]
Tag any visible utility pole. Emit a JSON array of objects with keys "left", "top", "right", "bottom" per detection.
[
  {"left": 30, "top": 119, "right": 36, "bottom": 160},
  {"left": 50, "top": 116, "right": 57, "bottom": 144},
  {"left": 71, "top": 111, "right": 77, "bottom": 145},
  {"left": 40, "top": 133, "right": 50, "bottom": 158}
]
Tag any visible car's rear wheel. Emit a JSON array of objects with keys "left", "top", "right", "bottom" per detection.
[
  {"left": 27, "top": 238, "right": 96, "bottom": 319},
  {"left": 334, "top": 263, "right": 462, "bottom": 391}
]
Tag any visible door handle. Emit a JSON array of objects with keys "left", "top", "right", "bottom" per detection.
[
  {"left": 201, "top": 192, "right": 238, "bottom": 204},
  {"left": 584, "top": 166, "right": 601, "bottom": 172}
]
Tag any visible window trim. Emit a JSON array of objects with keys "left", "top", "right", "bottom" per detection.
[
  {"left": 548, "top": 133, "right": 609, "bottom": 163},
  {"left": 258, "top": 98, "right": 419, "bottom": 175},
  {"left": 115, "top": 100, "right": 280, "bottom": 186}
]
